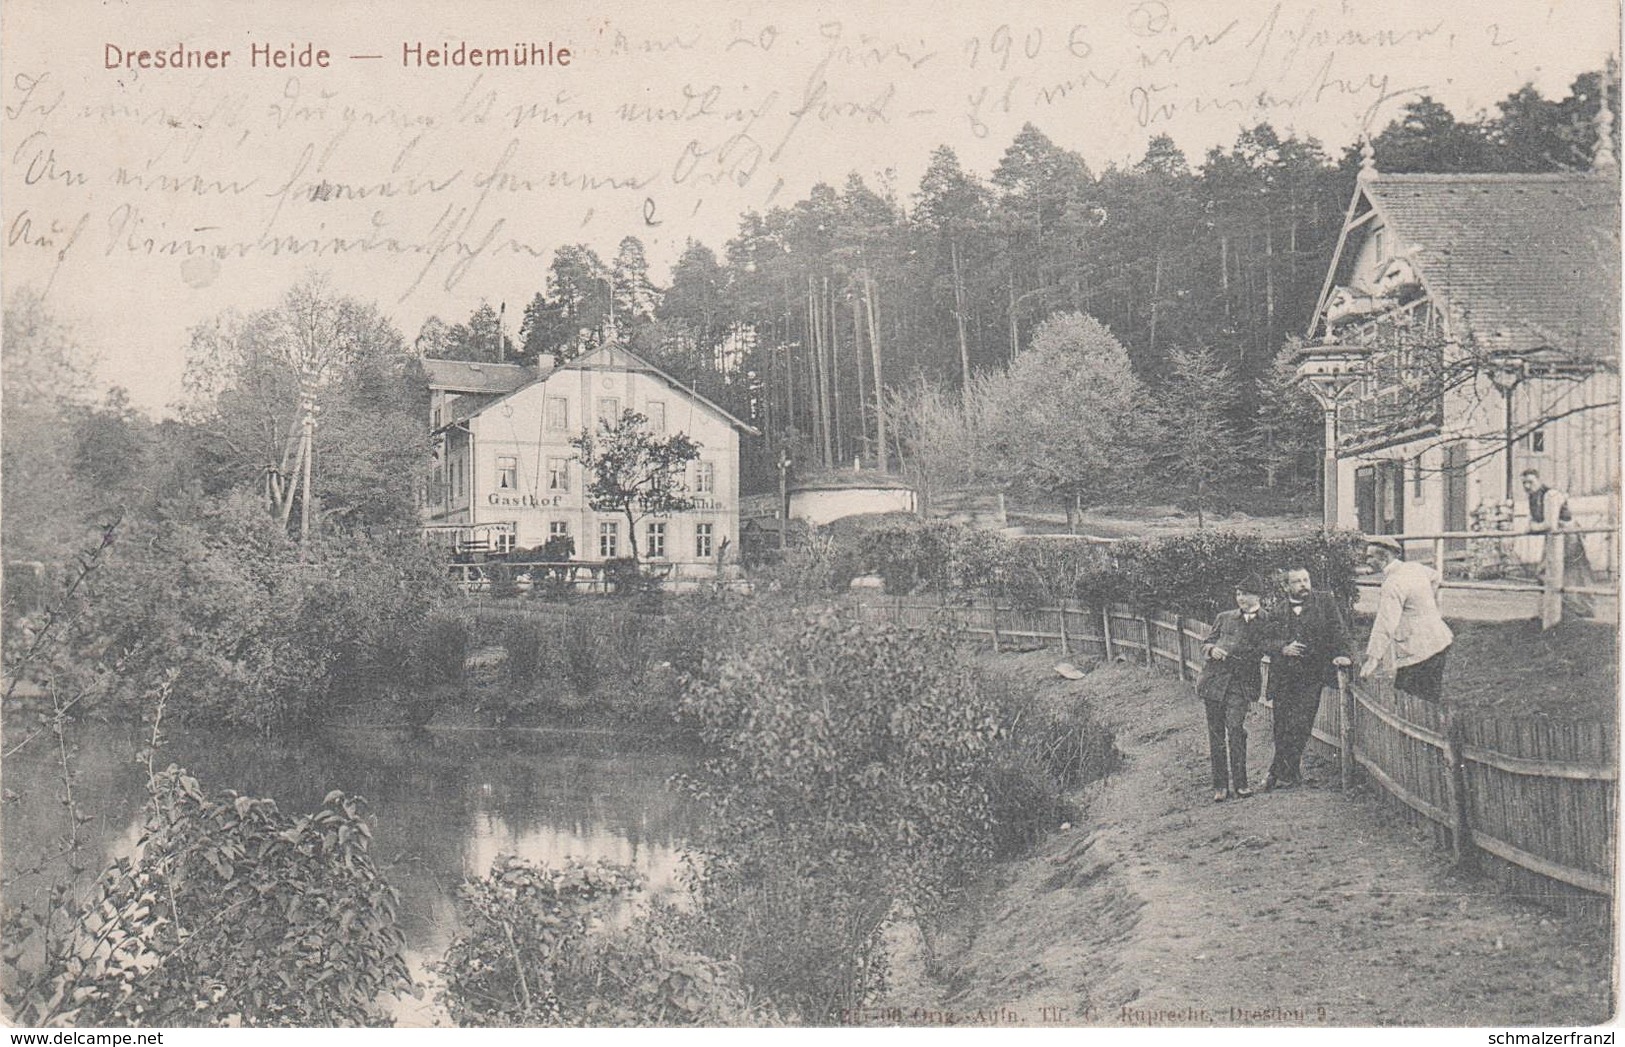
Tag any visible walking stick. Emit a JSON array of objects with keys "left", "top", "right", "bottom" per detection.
[{"left": 1258, "top": 655, "right": 1273, "bottom": 709}]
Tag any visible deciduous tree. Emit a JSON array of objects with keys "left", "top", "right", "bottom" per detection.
[
  {"left": 980, "top": 312, "right": 1150, "bottom": 530},
  {"left": 180, "top": 273, "right": 425, "bottom": 533},
  {"left": 570, "top": 410, "right": 701, "bottom": 564}
]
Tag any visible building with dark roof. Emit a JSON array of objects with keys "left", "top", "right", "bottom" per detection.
[
  {"left": 421, "top": 345, "right": 758, "bottom": 577},
  {"left": 1304, "top": 130, "right": 1619, "bottom": 547},
  {"left": 423, "top": 358, "right": 548, "bottom": 430}
]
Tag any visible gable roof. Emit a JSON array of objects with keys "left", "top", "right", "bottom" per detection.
[
  {"left": 554, "top": 344, "right": 761, "bottom": 435},
  {"left": 445, "top": 343, "right": 761, "bottom": 436},
  {"left": 422, "top": 358, "right": 546, "bottom": 394},
  {"left": 1320, "top": 172, "right": 1620, "bottom": 363}
]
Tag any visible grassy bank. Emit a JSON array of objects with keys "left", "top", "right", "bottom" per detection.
[
  {"left": 881, "top": 650, "right": 1613, "bottom": 1026},
  {"left": 322, "top": 597, "right": 732, "bottom": 731}
]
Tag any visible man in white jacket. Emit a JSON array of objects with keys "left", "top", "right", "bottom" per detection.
[{"left": 1359, "top": 535, "right": 1454, "bottom": 702}]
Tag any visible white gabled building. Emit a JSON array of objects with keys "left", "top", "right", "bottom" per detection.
[
  {"left": 421, "top": 346, "right": 758, "bottom": 577},
  {"left": 1303, "top": 139, "right": 1620, "bottom": 558}
]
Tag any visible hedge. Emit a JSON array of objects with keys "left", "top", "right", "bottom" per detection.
[{"left": 813, "top": 521, "right": 1366, "bottom": 619}]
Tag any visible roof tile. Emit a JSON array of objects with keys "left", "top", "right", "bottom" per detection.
[{"left": 1364, "top": 173, "right": 1620, "bottom": 361}]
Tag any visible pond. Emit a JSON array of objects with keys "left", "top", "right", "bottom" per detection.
[{"left": 1, "top": 722, "right": 700, "bottom": 1025}]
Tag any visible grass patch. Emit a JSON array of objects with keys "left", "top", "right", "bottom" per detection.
[{"left": 1437, "top": 617, "right": 1618, "bottom": 721}]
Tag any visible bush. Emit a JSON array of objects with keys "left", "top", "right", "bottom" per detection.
[
  {"left": 501, "top": 617, "right": 546, "bottom": 688},
  {"left": 4, "top": 768, "right": 411, "bottom": 1027},
  {"left": 748, "top": 531, "right": 841, "bottom": 592},
  {"left": 422, "top": 602, "right": 734, "bottom": 725},
  {"left": 984, "top": 665, "right": 1117, "bottom": 790},
  {"left": 984, "top": 750, "right": 1072, "bottom": 859},
  {"left": 561, "top": 615, "right": 604, "bottom": 698},
  {"left": 74, "top": 491, "right": 451, "bottom": 731},
  {"left": 978, "top": 664, "right": 1116, "bottom": 857},
  {"left": 602, "top": 557, "right": 644, "bottom": 596},
  {"left": 415, "top": 612, "right": 470, "bottom": 687},
  {"left": 501, "top": 534, "right": 578, "bottom": 597},
  {"left": 437, "top": 856, "right": 753, "bottom": 1026},
  {"left": 482, "top": 562, "right": 522, "bottom": 599},
  {"left": 788, "top": 521, "right": 1366, "bottom": 619},
  {"left": 676, "top": 608, "right": 1001, "bottom": 1019}
]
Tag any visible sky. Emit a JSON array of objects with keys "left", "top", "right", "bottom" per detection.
[{"left": 2, "top": 0, "right": 1619, "bottom": 413}]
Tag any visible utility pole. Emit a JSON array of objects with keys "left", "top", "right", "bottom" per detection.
[
  {"left": 851, "top": 290, "right": 869, "bottom": 465},
  {"left": 862, "top": 269, "right": 888, "bottom": 472},
  {"left": 777, "top": 445, "right": 792, "bottom": 549},
  {"left": 951, "top": 239, "right": 971, "bottom": 389},
  {"left": 296, "top": 370, "right": 319, "bottom": 559}
]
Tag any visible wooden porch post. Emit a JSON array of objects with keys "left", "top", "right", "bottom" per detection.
[{"left": 1540, "top": 532, "right": 1565, "bottom": 630}]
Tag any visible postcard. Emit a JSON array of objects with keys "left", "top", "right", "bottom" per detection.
[{"left": 2, "top": 0, "right": 1618, "bottom": 1038}]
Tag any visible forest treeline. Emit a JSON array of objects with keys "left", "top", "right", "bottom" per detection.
[{"left": 422, "top": 70, "right": 1618, "bottom": 495}]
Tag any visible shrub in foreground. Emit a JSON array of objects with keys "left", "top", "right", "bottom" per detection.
[
  {"left": 437, "top": 855, "right": 753, "bottom": 1026},
  {"left": 4, "top": 768, "right": 410, "bottom": 1027},
  {"left": 676, "top": 608, "right": 1001, "bottom": 1020}
]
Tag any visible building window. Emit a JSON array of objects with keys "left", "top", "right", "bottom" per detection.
[
  {"left": 547, "top": 457, "right": 570, "bottom": 492},
  {"left": 1412, "top": 455, "right": 1424, "bottom": 500},
  {"left": 599, "top": 521, "right": 619, "bottom": 559},
  {"left": 647, "top": 400, "right": 666, "bottom": 433},
  {"left": 1529, "top": 428, "right": 1547, "bottom": 454},
  {"left": 1372, "top": 227, "right": 1386, "bottom": 263},
  {"left": 496, "top": 455, "right": 518, "bottom": 490},
  {"left": 597, "top": 397, "right": 621, "bottom": 427},
  {"left": 646, "top": 521, "right": 666, "bottom": 559},
  {"left": 549, "top": 520, "right": 571, "bottom": 541},
  {"left": 694, "top": 461, "right": 715, "bottom": 495},
  {"left": 695, "top": 522, "right": 714, "bottom": 560},
  {"left": 546, "top": 396, "right": 569, "bottom": 431},
  {"left": 432, "top": 403, "right": 443, "bottom": 429},
  {"left": 495, "top": 532, "right": 515, "bottom": 555},
  {"left": 450, "top": 454, "right": 465, "bottom": 501}
]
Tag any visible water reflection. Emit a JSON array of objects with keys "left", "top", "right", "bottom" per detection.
[{"left": 2, "top": 722, "right": 699, "bottom": 1026}]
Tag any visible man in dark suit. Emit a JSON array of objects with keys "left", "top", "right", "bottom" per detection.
[
  {"left": 1196, "top": 576, "right": 1270, "bottom": 802},
  {"left": 1263, "top": 566, "right": 1353, "bottom": 789}
]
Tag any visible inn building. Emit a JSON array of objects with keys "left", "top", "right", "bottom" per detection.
[
  {"left": 421, "top": 345, "right": 757, "bottom": 577},
  {"left": 1300, "top": 128, "right": 1620, "bottom": 563}
]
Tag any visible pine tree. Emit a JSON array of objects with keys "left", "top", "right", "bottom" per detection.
[{"left": 1154, "top": 346, "right": 1240, "bottom": 528}]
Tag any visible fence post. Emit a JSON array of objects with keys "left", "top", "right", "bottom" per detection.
[
  {"left": 1142, "top": 614, "right": 1155, "bottom": 669},
  {"left": 989, "top": 601, "right": 1001, "bottom": 652},
  {"left": 1058, "top": 601, "right": 1070, "bottom": 656},
  {"left": 1540, "top": 532, "right": 1565, "bottom": 630},
  {"left": 1173, "top": 618, "right": 1187, "bottom": 682},
  {"left": 1101, "top": 605, "right": 1114, "bottom": 660},
  {"left": 1433, "top": 537, "right": 1445, "bottom": 578},
  {"left": 1337, "top": 668, "right": 1356, "bottom": 792},
  {"left": 1439, "top": 700, "right": 1478, "bottom": 868}
]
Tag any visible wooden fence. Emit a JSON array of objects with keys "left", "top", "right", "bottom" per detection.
[
  {"left": 854, "top": 594, "right": 1617, "bottom": 923},
  {"left": 1309, "top": 677, "right": 1616, "bottom": 921}
]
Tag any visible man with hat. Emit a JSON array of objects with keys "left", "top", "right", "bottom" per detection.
[
  {"left": 1360, "top": 535, "right": 1453, "bottom": 702},
  {"left": 1263, "top": 566, "right": 1353, "bottom": 789},
  {"left": 1196, "top": 575, "right": 1270, "bottom": 802}
]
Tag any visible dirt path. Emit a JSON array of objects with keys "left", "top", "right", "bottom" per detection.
[{"left": 882, "top": 656, "right": 1614, "bottom": 1028}]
